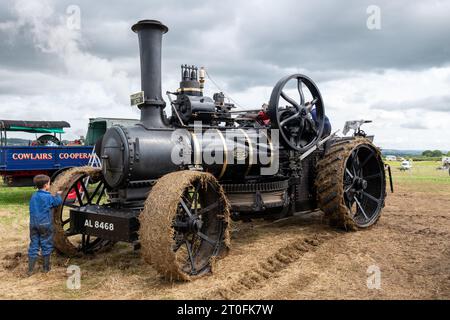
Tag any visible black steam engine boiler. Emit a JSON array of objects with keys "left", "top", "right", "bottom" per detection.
[{"left": 51, "top": 20, "right": 387, "bottom": 281}]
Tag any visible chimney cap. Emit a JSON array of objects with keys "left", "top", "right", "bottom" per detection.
[{"left": 132, "top": 20, "right": 168, "bottom": 34}]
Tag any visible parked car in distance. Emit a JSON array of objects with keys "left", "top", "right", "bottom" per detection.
[{"left": 400, "top": 160, "right": 412, "bottom": 171}]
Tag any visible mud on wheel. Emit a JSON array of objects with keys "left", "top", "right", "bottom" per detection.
[
  {"left": 139, "top": 171, "right": 230, "bottom": 281},
  {"left": 50, "top": 166, "right": 115, "bottom": 256},
  {"left": 315, "top": 138, "right": 386, "bottom": 230}
]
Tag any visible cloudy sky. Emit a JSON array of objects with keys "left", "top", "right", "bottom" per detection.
[{"left": 0, "top": 0, "right": 449, "bottom": 150}]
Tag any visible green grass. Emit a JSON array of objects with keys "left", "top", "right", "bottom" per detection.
[
  {"left": 0, "top": 186, "right": 34, "bottom": 205},
  {"left": 0, "top": 185, "right": 34, "bottom": 226},
  {"left": 385, "top": 160, "right": 450, "bottom": 185}
]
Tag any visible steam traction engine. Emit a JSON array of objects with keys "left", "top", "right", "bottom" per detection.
[{"left": 51, "top": 20, "right": 387, "bottom": 281}]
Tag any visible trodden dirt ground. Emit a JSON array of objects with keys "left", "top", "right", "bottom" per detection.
[{"left": 0, "top": 161, "right": 449, "bottom": 299}]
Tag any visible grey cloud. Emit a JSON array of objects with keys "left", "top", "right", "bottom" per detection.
[
  {"left": 0, "top": 22, "right": 63, "bottom": 72},
  {"left": 400, "top": 121, "right": 429, "bottom": 130},
  {"left": 372, "top": 95, "right": 450, "bottom": 112},
  {"left": 237, "top": 1, "right": 450, "bottom": 70},
  {"left": 4, "top": 0, "right": 450, "bottom": 87}
]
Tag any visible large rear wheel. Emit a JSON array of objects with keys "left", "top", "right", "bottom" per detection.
[
  {"left": 139, "top": 171, "right": 230, "bottom": 281},
  {"left": 315, "top": 138, "right": 386, "bottom": 230}
]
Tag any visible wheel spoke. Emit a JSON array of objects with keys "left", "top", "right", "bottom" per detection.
[
  {"left": 352, "top": 149, "right": 360, "bottom": 177},
  {"left": 192, "top": 183, "right": 199, "bottom": 214},
  {"left": 197, "top": 231, "right": 216, "bottom": 246},
  {"left": 197, "top": 202, "right": 219, "bottom": 215},
  {"left": 281, "top": 91, "right": 300, "bottom": 110},
  {"left": 80, "top": 179, "right": 91, "bottom": 204},
  {"left": 361, "top": 191, "right": 381, "bottom": 204},
  {"left": 296, "top": 118, "right": 305, "bottom": 147},
  {"left": 345, "top": 168, "right": 354, "bottom": 179},
  {"left": 309, "top": 118, "right": 318, "bottom": 133},
  {"left": 297, "top": 79, "right": 305, "bottom": 105},
  {"left": 85, "top": 235, "right": 91, "bottom": 249},
  {"left": 74, "top": 186, "right": 84, "bottom": 206},
  {"left": 305, "top": 98, "right": 319, "bottom": 111},
  {"left": 280, "top": 111, "right": 301, "bottom": 127},
  {"left": 181, "top": 193, "right": 193, "bottom": 207},
  {"left": 88, "top": 181, "right": 103, "bottom": 203},
  {"left": 96, "top": 184, "right": 106, "bottom": 205},
  {"left": 185, "top": 241, "right": 196, "bottom": 272},
  {"left": 354, "top": 196, "right": 369, "bottom": 220},
  {"left": 179, "top": 198, "right": 193, "bottom": 218},
  {"left": 358, "top": 150, "right": 375, "bottom": 169},
  {"left": 173, "top": 239, "right": 184, "bottom": 252}
]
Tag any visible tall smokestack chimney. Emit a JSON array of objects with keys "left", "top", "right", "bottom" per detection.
[{"left": 132, "top": 20, "right": 168, "bottom": 128}]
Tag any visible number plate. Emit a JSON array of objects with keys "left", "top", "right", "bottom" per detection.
[
  {"left": 70, "top": 205, "right": 139, "bottom": 242},
  {"left": 130, "top": 91, "right": 144, "bottom": 106}
]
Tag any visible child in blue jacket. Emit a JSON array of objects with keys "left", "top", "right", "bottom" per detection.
[{"left": 28, "top": 174, "right": 63, "bottom": 275}]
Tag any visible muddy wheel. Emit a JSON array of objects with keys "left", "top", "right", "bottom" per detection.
[
  {"left": 139, "top": 171, "right": 230, "bottom": 281},
  {"left": 315, "top": 138, "right": 386, "bottom": 230},
  {"left": 50, "top": 166, "right": 115, "bottom": 256}
]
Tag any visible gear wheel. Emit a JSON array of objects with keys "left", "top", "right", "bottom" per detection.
[{"left": 221, "top": 179, "right": 289, "bottom": 193}]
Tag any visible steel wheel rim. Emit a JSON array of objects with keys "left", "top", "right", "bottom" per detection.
[
  {"left": 343, "top": 144, "right": 385, "bottom": 227},
  {"left": 60, "top": 174, "right": 110, "bottom": 253},
  {"left": 172, "top": 180, "right": 226, "bottom": 276}
]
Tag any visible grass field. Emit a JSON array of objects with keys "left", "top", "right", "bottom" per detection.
[
  {"left": 385, "top": 160, "right": 450, "bottom": 185},
  {"left": 0, "top": 160, "right": 449, "bottom": 299},
  {"left": 0, "top": 187, "right": 33, "bottom": 226}
]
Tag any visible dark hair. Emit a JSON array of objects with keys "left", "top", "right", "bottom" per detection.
[{"left": 33, "top": 174, "right": 51, "bottom": 189}]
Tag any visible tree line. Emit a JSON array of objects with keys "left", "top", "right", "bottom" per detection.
[{"left": 422, "top": 150, "right": 450, "bottom": 157}]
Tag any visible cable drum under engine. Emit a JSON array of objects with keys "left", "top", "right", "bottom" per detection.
[{"left": 222, "top": 179, "right": 290, "bottom": 213}]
